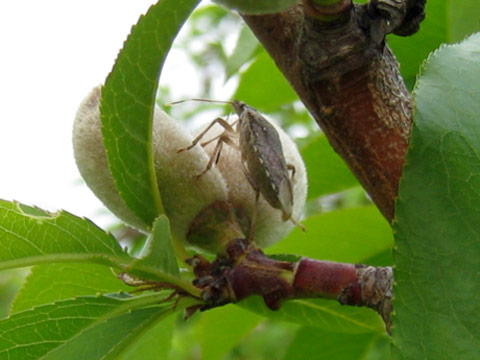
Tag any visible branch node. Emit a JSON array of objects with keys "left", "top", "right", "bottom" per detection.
[
  {"left": 338, "top": 264, "right": 393, "bottom": 332},
  {"left": 365, "top": 0, "right": 426, "bottom": 39}
]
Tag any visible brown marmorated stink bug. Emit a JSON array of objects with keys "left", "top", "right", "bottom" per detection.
[{"left": 168, "top": 99, "right": 305, "bottom": 238}]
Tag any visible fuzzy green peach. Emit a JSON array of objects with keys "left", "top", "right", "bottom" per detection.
[
  {"left": 73, "top": 86, "right": 308, "bottom": 252},
  {"left": 73, "top": 86, "right": 229, "bottom": 245}
]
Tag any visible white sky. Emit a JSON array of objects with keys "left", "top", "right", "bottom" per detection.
[{"left": 0, "top": 1, "right": 215, "bottom": 228}]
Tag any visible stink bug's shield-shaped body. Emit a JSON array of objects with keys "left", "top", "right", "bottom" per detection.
[
  {"left": 232, "top": 101, "right": 293, "bottom": 222},
  {"left": 172, "top": 98, "right": 302, "bottom": 238}
]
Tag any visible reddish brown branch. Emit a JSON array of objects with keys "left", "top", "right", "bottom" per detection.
[
  {"left": 192, "top": 239, "right": 393, "bottom": 332},
  {"left": 241, "top": 1, "right": 415, "bottom": 222},
  {"left": 294, "top": 260, "right": 393, "bottom": 331}
]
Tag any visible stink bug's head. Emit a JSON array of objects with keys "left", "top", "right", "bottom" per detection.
[{"left": 231, "top": 100, "right": 248, "bottom": 115}]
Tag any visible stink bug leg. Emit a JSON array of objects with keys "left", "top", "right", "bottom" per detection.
[
  {"left": 196, "top": 132, "right": 238, "bottom": 180},
  {"left": 287, "top": 164, "right": 296, "bottom": 182},
  {"left": 177, "top": 117, "right": 235, "bottom": 153},
  {"left": 177, "top": 117, "right": 238, "bottom": 178},
  {"left": 239, "top": 158, "right": 261, "bottom": 240},
  {"left": 290, "top": 216, "right": 306, "bottom": 232}
]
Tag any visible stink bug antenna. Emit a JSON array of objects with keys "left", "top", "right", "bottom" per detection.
[{"left": 165, "top": 98, "right": 233, "bottom": 107}]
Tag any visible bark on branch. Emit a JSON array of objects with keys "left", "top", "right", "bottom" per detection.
[{"left": 241, "top": 0, "right": 425, "bottom": 222}]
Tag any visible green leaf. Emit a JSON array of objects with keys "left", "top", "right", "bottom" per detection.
[
  {"left": 284, "top": 326, "right": 390, "bottom": 360},
  {"left": 0, "top": 294, "right": 195, "bottom": 360},
  {"left": 447, "top": 0, "right": 480, "bottom": 43},
  {"left": 213, "top": 0, "right": 297, "bottom": 15},
  {"left": 268, "top": 207, "right": 393, "bottom": 265},
  {"left": 101, "top": 0, "right": 200, "bottom": 227},
  {"left": 240, "top": 296, "right": 385, "bottom": 334},
  {"left": 301, "top": 134, "right": 359, "bottom": 199},
  {"left": 130, "top": 215, "right": 179, "bottom": 278},
  {"left": 11, "top": 264, "right": 132, "bottom": 314},
  {"left": 392, "top": 34, "right": 480, "bottom": 359},
  {"left": 234, "top": 51, "right": 298, "bottom": 113},
  {"left": 0, "top": 200, "right": 130, "bottom": 270},
  {"left": 225, "top": 26, "right": 260, "bottom": 81}
]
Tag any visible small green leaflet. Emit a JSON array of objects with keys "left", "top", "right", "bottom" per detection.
[
  {"left": 225, "top": 26, "right": 260, "bottom": 81},
  {"left": 129, "top": 215, "right": 180, "bottom": 280}
]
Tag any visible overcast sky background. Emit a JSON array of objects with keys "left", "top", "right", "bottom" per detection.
[{"left": 0, "top": 1, "right": 222, "bottom": 228}]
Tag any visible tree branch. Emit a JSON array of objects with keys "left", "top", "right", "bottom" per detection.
[
  {"left": 241, "top": 0, "right": 424, "bottom": 222},
  {"left": 191, "top": 239, "right": 393, "bottom": 332}
]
